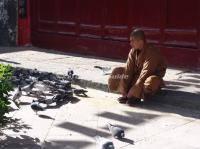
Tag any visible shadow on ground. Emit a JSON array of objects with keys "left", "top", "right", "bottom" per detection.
[
  {"left": 98, "top": 111, "right": 159, "bottom": 126},
  {"left": 142, "top": 89, "right": 200, "bottom": 119},
  {"left": 142, "top": 72, "right": 200, "bottom": 118},
  {"left": 0, "top": 134, "right": 41, "bottom": 149},
  {"left": 0, "top": 118, "right": 41, "bottom": 149},
  {"left": 0, "top": 118, "right": 31, "bottom": 133},
  {"left": 42, "top": 140, "right": 92, "bottom": 149}
]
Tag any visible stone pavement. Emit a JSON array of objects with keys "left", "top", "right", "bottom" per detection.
[
  {"left": 1, "top": 88, "right": 200, "bottom": 149},
  {"left": 0, "top": 46, "right": 199, "bottom": 109},
  {"left": 0, "top": 46, "right": 200, "bottom": 149}
]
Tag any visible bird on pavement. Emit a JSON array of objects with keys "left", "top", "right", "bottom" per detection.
[
  {"left": 12, "top": 86, "right": 22, "bottom": 101},
  {"left": 95, "top": 135, "right": 115, "bottom": 149},
  {"left": 73, "top": 89, "right": 88, "bottom": 97},
  {"left": 94, "top": 66, "right": 111, "bottom": 75},
  {"left": 107, "top": 123, "right": 125, "bottom": 139},
  {"left": 21, "top": 81, "right": 36, "bottom": 94},
  {"left": 31, "top": 100, "right": 44, "bottom": 115}
]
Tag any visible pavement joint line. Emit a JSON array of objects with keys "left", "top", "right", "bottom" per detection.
[{"left": 171, "top": 119, "right": 196, "bottom": 130}]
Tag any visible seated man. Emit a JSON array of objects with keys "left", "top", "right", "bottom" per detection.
[{"left": 108, "top": 28, "right": 167, "bottom": 106}]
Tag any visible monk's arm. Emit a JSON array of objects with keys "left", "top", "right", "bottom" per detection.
[
  {"left": 136, "top": 54, "right": 158, "bottom": 85},
  {"left": 121, "top": 49, "right": 136, "bottom": 94}
]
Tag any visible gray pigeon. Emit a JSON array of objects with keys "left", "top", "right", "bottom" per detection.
[
  {"left": 107, "top": 124, "right": 125, "bottom": 139},
  {"left": 22, "top": 81, "right": 36, "bottom": 94},
  {"left": 95, "top": 136, "right": 115, "bottom": 149},
  {"left": 38, "top": 96, "right": 56, "bottom": 105},
  {"left": 94, "top": 66, "right": 111, "bottom": 75},
  {"left": 12, "top": 86, "right": 22, "bottom": 101},
  {"left": 51, "top": 94, "right": 63, "bottom": 103},
  {"left": 31, "top": 100, "right": 44, "bottom": 115}
]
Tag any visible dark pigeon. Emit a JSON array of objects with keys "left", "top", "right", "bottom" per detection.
[
  {"left": 95, "top": 135, "right": 115, "bottom": 149},
  {"left": 31, "top": 100, "right": 44, "bottom": 114},
  {"left": 73, "top": 89, "right": 88, "bottom": 97}
]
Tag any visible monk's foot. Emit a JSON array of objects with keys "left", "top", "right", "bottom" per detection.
[
  {"left": 117, "top": 96, "right": 128, "bottom": 104},
  {"left": 126, "top": 97, "right": 141, "bottom": 106}
]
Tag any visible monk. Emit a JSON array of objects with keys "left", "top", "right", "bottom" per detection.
[{"left": 108, "top": 29, "right": 167, "bottom": 106}]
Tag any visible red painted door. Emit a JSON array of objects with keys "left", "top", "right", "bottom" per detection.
[
  {"left": 18, "top": 0, "right": 31, "bottom": 46},
  {"left": 30, "top": 0, "right": 200, "bottom": 68}
]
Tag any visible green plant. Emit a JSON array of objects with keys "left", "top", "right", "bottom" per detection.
[{"left": 0, "top": 64, "right": 13, "bottom": 121}]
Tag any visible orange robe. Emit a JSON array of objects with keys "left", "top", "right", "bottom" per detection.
[{"left": 108, "top": 44, "right": 167, "bottom": 99}]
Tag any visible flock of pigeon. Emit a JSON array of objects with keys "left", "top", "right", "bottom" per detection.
[
  {"left": 9, "top": 67, "right": 126, "bottom": 149},
  {"left": 10, "top": 67, "right": 88, "bottom": 113}
]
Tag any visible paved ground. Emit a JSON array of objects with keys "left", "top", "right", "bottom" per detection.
[
  {"left": 0, "top": 46, "right": 200, "bottom": 149},
  {"left": 1, "top": 88, "right": 200, "bottom": 149},
  {"left": 0, "top": 46, "right": 199, "bottom": 109}
]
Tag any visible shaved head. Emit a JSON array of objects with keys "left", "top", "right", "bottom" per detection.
[{"left": 130, "top": 28, "right": 146, "bottom": 41}]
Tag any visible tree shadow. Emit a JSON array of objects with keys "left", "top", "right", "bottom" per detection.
[
  {"left": 57, "top": 122, "right": 110, "bottom": 138},
  {"left": 42, "top": 140, "right": 92, "bottom": 149},
  {"left": 97, "top": 111, "right": 159, "bottom": 125},
  {"left": 0, "top": 118, "right": 31, "bottom": 133},
  {"left": 0, "top": 117, "right": 40, "bottom": 148},
  {"left": 0, "top": 134, "right": 41, "bottom": 149}
]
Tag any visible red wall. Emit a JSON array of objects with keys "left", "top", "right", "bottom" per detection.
[
  {"left": 30, "top": 0, "right": 200, "bottom": 68},
  {"left": 18, "top": 0, "right": 31, "bottom": 45}
]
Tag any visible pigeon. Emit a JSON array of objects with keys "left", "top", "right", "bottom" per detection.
[
  {"left": 56, "top": 80, "right": 71, "bottom": 88},
  {"left": 31, "top": 100, "right": 44, "bottom": 114},
  {"left": 54, "top": 88, "right": 66, "bottom": 94},
  {"left": 21, "top": 81, "right": 36, "bottom": 94},
  {"left": 55, "top": 84, "right": 66, "bottom": 90},
  {"left": 12, "top": 86, "right": 22, "bottom": 101},
  {"left": 94, "top": 66, "right": 111, "bottom": 75},
  {"left": 8, "top": 99, "right": 20, "bottom": 110},
  {"left": 42, "top": 80, "right": 56, "bottom": 86},
  {"left": 25, "top": 78, "right": 33, "bottom": 84},
  {"left": 11, "top": 76, "right": 21, "bottom": 85},
  {"left": 67, "top": 69, "right": 74, "bottom": 79},
  {"left": 95, "top": 136, "right": 115, "bottom": 149},
  {"left": 73, "top": 89, "right": 88, "bottom": 97},
  {"left": 34, "top": 82, "right": 49, "bottom": 92},
  {"left": 51, "top": 94, "right": 63, "bottom": 103},
  {"left": 29, "top": 68, "right": 40, "bottom": 77},
  {"left": 37, "top": 96, "right": 57, "bottom": 105},
  {"left": 48, "top": 74, "right": 58, "bottom": 82},
  {"left": 107, "top": 124, "right": 125, "bottom": 139}
]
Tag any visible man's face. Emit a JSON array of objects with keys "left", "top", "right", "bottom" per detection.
[{"left": 130, "top": 36, "right": 144, "bottom": 50}]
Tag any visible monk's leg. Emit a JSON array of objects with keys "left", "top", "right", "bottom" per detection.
[
  {"left": 143, "top": 75, "right": 163, "bottom": 97},
  {"left": 108, "top": 67, "right": 125, "bottom": 93},
  {"left": 127, "top": 75, "right": 163, "bottom": 100}
]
